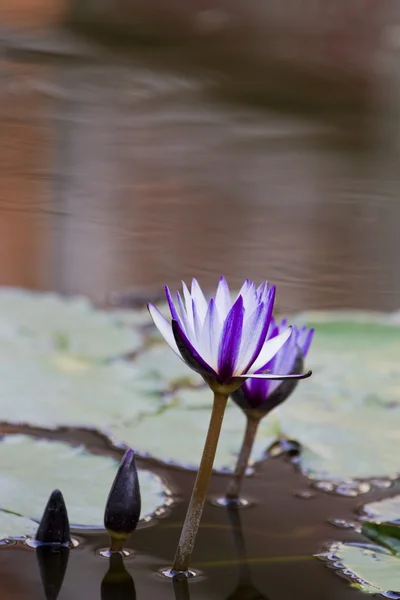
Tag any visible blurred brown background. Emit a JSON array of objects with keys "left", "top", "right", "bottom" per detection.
[{"left": 0, "top": 0, "right": 399, "bottom": 312}]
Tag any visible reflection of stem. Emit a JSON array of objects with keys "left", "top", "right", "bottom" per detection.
[
  {"left": 172, "top": 392, "right": 228, "bottom": 573},
  {"left": 226, "top": 503, "right": 252, "bottom": 585},
  {"left": 101, "top": 553, "right": 136, "bottom": 600},
  {"left": 226, "top": 416, "right": 260, "bottom": 500},
  {"left": 173, "top": 573, "right": 191, "bottom": 600}
]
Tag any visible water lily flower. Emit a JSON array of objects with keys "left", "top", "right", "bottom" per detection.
[
  {"left": 225, "top": 320, "right": 314, "bottom": 502},
  {"left": 231, "top": 319, "right": 314, "bottom": 415},
  {"left": 148, "top": 277, "right": 312, "bottom": 576},
  {"left": 148, "top": 277, "right": 309, "bottom": 394}
]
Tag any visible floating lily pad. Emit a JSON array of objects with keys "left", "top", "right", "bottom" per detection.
[
  {"left": 0, "top": 435, "right": 166, "bottom": 532},
  {"left": 0, "top": 510, "right": 38, "bottom": 539},
  {"left": 133, "top": 344, "right": 203, "bottom": 388},
  {"left": 0, "top": 288, "right": 142, "bottom": 360},
  {"left": 0, "top": 352, "right": 163, "bottom": 429},
  {"left": 110, "top": 389, "right": 278, "bottom": 470},
  {"left": 362, "top": 495, "right": 400, "bottom": 524},
  {"left": 110, "top": 311, "right": 400, "bottom": 480},
  {"left": 321, "top": 542, "right": 400, "bottom": 594},
  {"left": 0, "top": 294, "right": 398, "bottom": 483},
  {"left": 272, "top": 312, "right": 400, "bottom": 480}
]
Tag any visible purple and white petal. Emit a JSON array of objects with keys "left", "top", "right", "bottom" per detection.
[
  {"left": 191, "top": 278, "right": 208, "bottom": 321},
  {"left": 248, "top": 327, "right": 292, "bottom": 374},
  {"left": 215, "top": 276, "right": 232, "bottom": 320},
  {"left": 217, "top": 295, "right": 244, "bottom": 381},
  {"left": 200, "top": 298, "right": 221, "bottom": 370},
  {"left": 171, "top": 319, "right": 217, "bottom": 378},
  {"left": 147, "top": 304, "right": 181, "bottom": 357},
  {"left": 237, "top": 287, "right": 276, "bottom": 374},
  {"left": 176, "top": 291, "right": 194, "bottom": 338},
  {"left": 182, "top": 281, "right": 195, "bottom": 330}
]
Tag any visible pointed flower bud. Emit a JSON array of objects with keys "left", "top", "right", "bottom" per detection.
[
  {"left": 36, "top": 489, "right": 71, "bottom": 546},
  {"left": 104, "top": 449, "right": 141, "bottom": 549}
]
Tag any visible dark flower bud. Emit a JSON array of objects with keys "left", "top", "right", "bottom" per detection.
[
  {"left": 36, "top": 489, "right": 71, "bottom": 546},
  {"left": 104, "top": 449, "right": 141, "bottom": 551}
]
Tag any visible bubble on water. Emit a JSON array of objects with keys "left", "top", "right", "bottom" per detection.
[
  {"left": 24, "top": 537, "right": 80, "bottom": 549},
  {"left": 209, "top": 495, "right": 253, "bottom": 509},
  {"left": 97, "top": 548, "right": 134, "bottom": 559},
  {"left": 314, "top": 481, "right": 336, "bottom": 493},
  {"left": 313, "top": 479, "right": 371, "bottom": 497},
  {"left": 329, "top": 518, "right": 357, "bottom": 529},
  {"left": 335, "top": 481, "right": 371, "bottom": 497},
  {"left": 159, "top": 567, "right": 201, "bottom": 580},
  {"left": 370, "top": 478, "right": 393, "bottom": 490},
  {"left": 294, "top": 490, "right": 316, "bottom": 499}
]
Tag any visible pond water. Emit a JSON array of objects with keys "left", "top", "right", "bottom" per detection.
[
  {"left": 0, "top": 4, "right": 400, "bottom": 599},
  {"left": 0, "top": 423, "right": 398, "bottom": 600}
]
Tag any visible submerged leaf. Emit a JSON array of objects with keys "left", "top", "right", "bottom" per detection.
[
  {"left": 362, "top": 522, "right": 400, "bottom": 556},
  {"left": 0, "top": 435, "right": 166, "bottom": 531}
]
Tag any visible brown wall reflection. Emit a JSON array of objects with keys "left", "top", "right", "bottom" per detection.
[{"left": 0, "top": 1, "right": 399, "bottom": 312}]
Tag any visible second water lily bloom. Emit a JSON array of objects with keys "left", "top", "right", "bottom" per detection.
[
  {"left": 225, "top": 319, "right": 314, "bottom": 501},
  {"left": 148, "top": 277, "right": 310, "bottom": 394},
  {"left": 231, "top": 319, "right": 314, "bottom": 416}
]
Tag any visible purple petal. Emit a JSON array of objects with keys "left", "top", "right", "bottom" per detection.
[
  {"left": 240, "top": 286, "right": 276, "bottom": 374},
  {"left": 299, "top": 328, "right": 314, "bottom": 357},
  {"left": 172, "top": 319, "right": 217, "bottom": 379},
  {"left": 182, "top": 281, "right": 195, "bottom": 329},
  {"left": 192, "top": 298, "right": 202, "bottom": 341},
  {"left": 147, "top": 304, "right": 181, "bottom": 357},
  {"left": 176, "top": 291, "right": 193, "bottom": 337},
  {"left": 217, "top": 295, "right": 244, "bottom": 381},
  {"left": 164, "top": 286, "right": 181, "bottom": 323},
  {"left": 200, "top": 298, "right": 220, "bottom": 369}
]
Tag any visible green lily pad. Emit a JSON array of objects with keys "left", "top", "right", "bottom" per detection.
[
  {"left": 321, "top": 542, "right": 400, "bottom": 594},
  {"left": 273, "top": 312, "right": 400, "bottom": 480},
  {"left": 0, "top": 352, "right": 163, "bottom": 429},
  {"left": 0, "top": 511, "right": 38, "bottom": 539},
  {"left": 0, "top": 288, "right": 142, "bottom": 360},
  {"left": 362, "top": 522, "right": 400, "bottom": 556},
  {"left": 110, "top": 388, "right": 279, "bottom": 470},
  {"left": 362, "top": 495, "right": 400, "bottom": 524},
  {"left": 0, "top": 435, "right": 166, "bottom": 532},
  {"left": 133, "top": 344, "right": 203, "bottom": 388}
]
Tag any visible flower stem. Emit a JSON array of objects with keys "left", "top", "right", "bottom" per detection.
[
  {"left": 171, "top": 392, "right": 228, "bottom": 574},
  {"left": 225, "top": 415, "right": 260, "bottom": 500}
]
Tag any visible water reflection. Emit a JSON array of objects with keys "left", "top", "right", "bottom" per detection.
[
  {"left": 36, "top": 545, "right": 70, "bottom": 600},
  {"left": 101, "top": 553, "right": 137, "bottom": 600},
  {"left": 172, "top": 572, "right": 191, "bottom": 600},
  {"left": 225, "top": 505, "right": 270, "bottom": 600}
]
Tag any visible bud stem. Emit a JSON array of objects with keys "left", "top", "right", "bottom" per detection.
[
  {"left": 225, "top": 415, "right": 260, "bottom": 500},
  {"left": 171, "top": 392, "right": 228, "bottom": 574}
]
